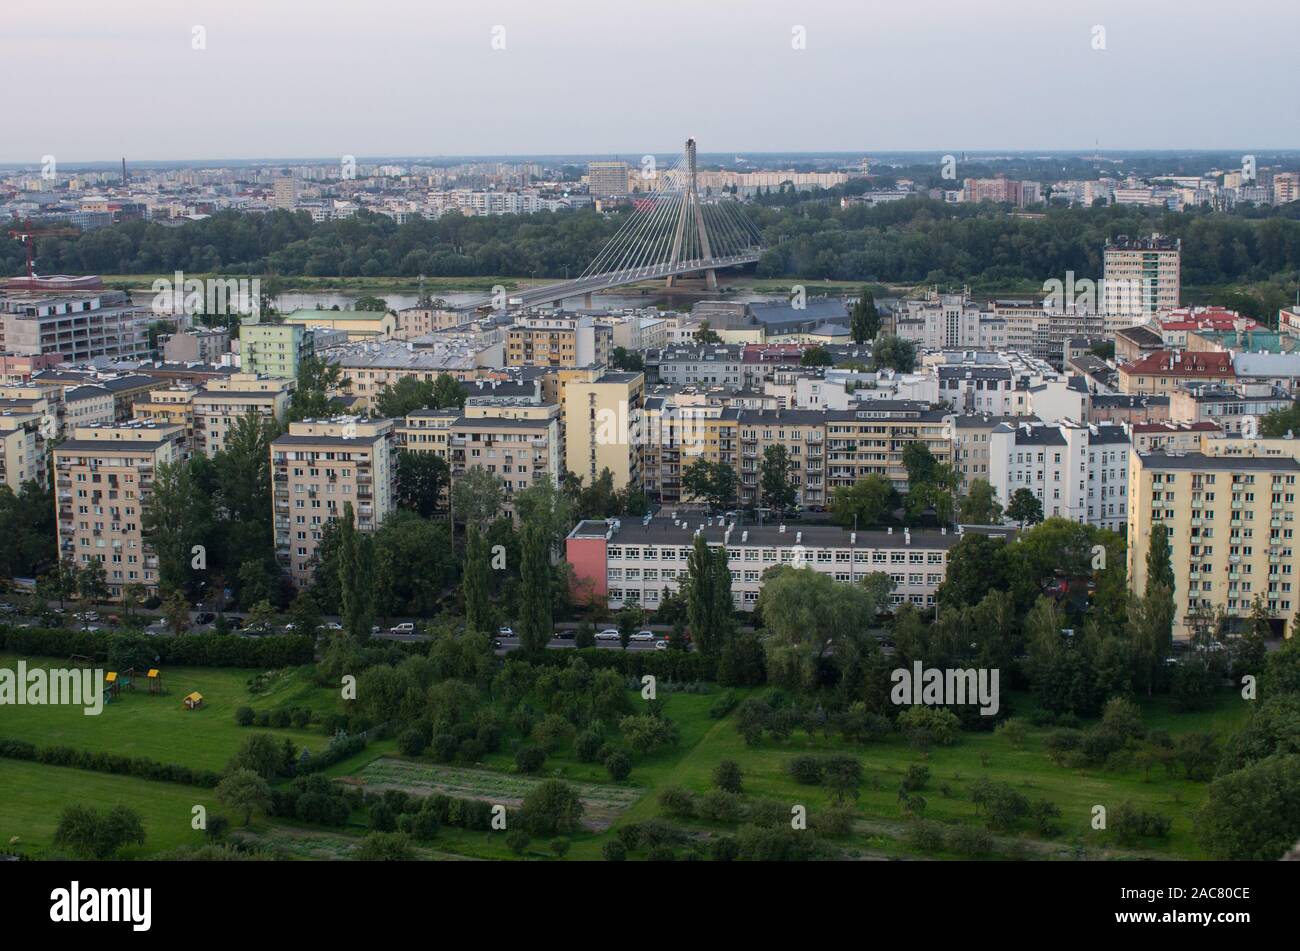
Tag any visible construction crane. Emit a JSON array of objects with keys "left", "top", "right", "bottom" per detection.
[{"left": 7, "top": 222, "right": 81, "bottom": 280}]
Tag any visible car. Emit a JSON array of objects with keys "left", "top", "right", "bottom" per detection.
[
  {"left": 0, "top": 602, "right": 18, "bottom": 614},
  {"left": 552, "top": 629, "right": 575, "bottom": 640},
  {"left": 631, "top": 630, "right": 654, "bottom": 641},
  {"left": 324, "top": 621, "right": 343, "bottom": 631},
  {"left": 195, "top": 612, "right": 216, "bottom": 625},
  {"left": 390, "top": 622, "right": 416, "bottom": 634},
  {"left": 492, "top": 638, "right": 503, "bottom": 649},
  {"left": 497, "top": 626, "right": 514, "bottom": 637},
  {"left": 654, "top": 639, "right": 669, "bottom": 651},
  {"left": 106, "top": 614, "right": 122, "bottom": 625},
  {"left": 596, "top": 628, "right": 620, "bottom": 641}
]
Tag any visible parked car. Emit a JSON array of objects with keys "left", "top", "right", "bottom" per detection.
[
  {"left": 631, "top": 630, "right": 654, "bottom": 642},
  {"left": 324, "top": 621, "right": 343, "bottom": 631},
  {"left": 0, "top": 602, "right": 18, "bottom": 614},
  {"left": 552, "top": 629, "right": 575, "bottom": 640},
  {"left": 195, "top": 612, "right": 216, "bottom": 625},
  {"left": 390, "top": 622, "right": 416, "bottom": 634},
  {"left": 654, "top": 639, "right": 669, "bottom": 651},
  {"left": 596, "top": 628, "right": 620, "bottom": 641},
  {"left": 497, "top": 626, "right": 514, "bottom": 637}
]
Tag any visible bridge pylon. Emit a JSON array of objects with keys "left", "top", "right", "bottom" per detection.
[{"left": 666, "top": 137, "right": 716, "bottom": 290}]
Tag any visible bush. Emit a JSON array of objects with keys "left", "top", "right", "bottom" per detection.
[
  {"left": 291, "top": 708, "right": 312, "bottom": 729},
  {"left": 505, "top": 829, "right": 531, "bottom": 855},
  {"left": 995, "top": 717, "right": 1028, "bottom": 748},
  {"left": 657, "top": 785, "right": 696, "bottom": 818},
  {"left": 397, "top": 729, "right": 427, "bottom": 757},
  {"left": 812, "top": 804, "right": 856, "bottom": 837},
  {"left": 786, "top": 754, "right": 824, "bottom": 785},
  {"left": 602, "top": 840, "right": 627, "bottom": 861},
  {"left": 904, "top": 819, "right": 946, "bottom": 853},
  {"left": 521, "top": 780, "right": 584, "bottom": 837},
  {"left": 901, "top": 764, "right": 930, "bottom": 793},
  {"left": 604, "top": 749, "right": 632, "bottom": 782},
  {"left": 708, "top": 691, "right": 739, "bottom": 719},
  {"left": 515, "top": 746, "right": 546, "bottom": 774},
  {"left": 234, "top": 706, "right": 255, "bottom": 727},
  {"left": 708, "top": 836, "right": 739, "bottom": 862},
  {"left": 574, "top": 730, "right": 604, "bottom": 763},
  {"left": 946, "top": 825, "right": 994, "bottom": 856},
  {"left": 897, "top": 706, "right": 961, "bottom": 748},
  {"left": 712, "top": 759, "right": 743, "bottom": 794},
  {"left": 1111, "top": 802, "right": 1172, "bottom": 846},
  {"left": 550, "top": 837, "right": 571, "bottom": 858},
  {"left": 697, "top": 790, "right": 743, "bottom": 823}
]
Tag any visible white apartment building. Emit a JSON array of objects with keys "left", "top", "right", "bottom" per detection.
[{"left": 989, "top": 419, "right": 1130, "bottom": 531}]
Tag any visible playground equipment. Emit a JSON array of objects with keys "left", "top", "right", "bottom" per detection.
[
  {"left": 183, "top": 691, "right": 204, "bottom": 711},
  {"left": 146, "top": 669, "right": 165, "bottom": 695}
]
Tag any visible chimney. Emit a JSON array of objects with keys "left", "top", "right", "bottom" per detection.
[
  {"left": 795, "top": 531, "right": 802, "bottom": 544},
  {"left": 741, "top": 530, "right": 748, "bottom": 542},
  {"left": 850, "top": 532, "right": 856, "bottom": 544},
  {"left": 779, "top": 523, "right": 786, "bottom": 533}
]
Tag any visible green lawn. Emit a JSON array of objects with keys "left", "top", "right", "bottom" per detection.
[
  {"left": 0, "top": 654, "right": 339, "bottom": 772},
  {"left": 0, "top": 759, "right": 216, "bottom": 858},
  {"left": 0, "top": 652, "right": 1255, "bottom": 860}
]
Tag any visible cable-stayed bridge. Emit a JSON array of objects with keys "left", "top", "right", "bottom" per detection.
[{"left": 460, "top": 138, "right": 764, "bottom": 310}]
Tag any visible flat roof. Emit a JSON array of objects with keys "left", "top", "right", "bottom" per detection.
[
  {"left": 574, "top": 516, "right": 1010, "bottom": 550},
  {"left": 1135, "top": 451, "right": 1300, "bottom": 472}
]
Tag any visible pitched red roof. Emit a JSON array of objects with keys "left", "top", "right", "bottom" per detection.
[{"left": 1120, "top": 350, "right": 1235, "bottom": 377}]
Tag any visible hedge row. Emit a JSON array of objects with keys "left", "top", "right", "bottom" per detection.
[
  {"left": 527, "top": 647, "right": 716, "bottom": 681},
  {"left": 0, "top": 625, "right": 314, "bottom": 668},
  {"left": 0, "top": 737, "right": 222, "bottom": 787}
]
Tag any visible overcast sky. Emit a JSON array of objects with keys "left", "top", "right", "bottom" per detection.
[{"left": 5, "top": 0, "right": 1298, "bottom": 163}]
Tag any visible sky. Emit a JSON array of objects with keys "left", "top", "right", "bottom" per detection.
[{"left": 5, "top": 0, "right": 1299, "bottom": 163}]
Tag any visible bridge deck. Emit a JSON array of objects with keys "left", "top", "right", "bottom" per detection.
[{"left": 456, "top": 250, "right": 762, "bottom": 311}]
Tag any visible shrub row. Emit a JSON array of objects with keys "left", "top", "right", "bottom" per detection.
[
  {"left": 0, "top": 737, "right": 221, "bottom": 787},
  {"left": 527, "top": 647, "right": 716, "bottom": 682},
  {"left": 0, "top": 625, "right": 314, "bottom": 668}
]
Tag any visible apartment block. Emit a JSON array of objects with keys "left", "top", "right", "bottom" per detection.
[
  {"left": 564, "top": 371, "right": 644, "bottom": 491},
  {"left": 132, "top": 385, "right": 198, "bottom": 452},
  {"left": 1119, "top": 350, "right": 1235, "bottom": 395},
  {"left": 0, "top": 289, "right": 151, "bottom": 362},
  {"left": 239, "top": 319, "right": 314, "bottom": 379},
  {"left": 271, "top": 416, "right": 397, "bottom": 586},
  {"left": 193, "top": 373, "right": 294, "bottom": 457},
  {"left": 450, "top": 400, "right": 563, "bottom": 508},
  {"left": 161, "top": 328, "right": 231, "bottom": 364},
  {"left": 506, "top": 315, "right": 611, "bottom": 369},
  {"left": 1103, "top": 233, "right": 1181, "bottom": 317},
  {"left": 587, "top": 161, "right": 630, "bottom": 197},
  {"left": 0, "top": 388, "right": 56, "bottom": 490},
  {"left": 949, "top": 413, "right": 1030, "bottom": 493},
  {"left": 989, "top": 419, "right": 1129, "bottom": 530},
  {"left": 825, "top": 401, "right": 952, "bottom": 493},
  {"left": 1128, "top": 448, "right": 1300, "bottom": 639},
  {"left": 1168, "top": 382, "right": 1293, "bottom": 435},
  {"left": 721, "top": 408, "right": 827, "bottom": 509},
  {"left": 52, "top": 420, "right": 188, "bottom": 598}
]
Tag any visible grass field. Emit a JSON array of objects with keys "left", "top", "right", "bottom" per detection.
[
  {"left": 0, "top": 654, "right": 339, "bottom": 772},
  {"left": 0, "top": 759, "right": 216, "bottom": 858},
  {"left": 0, "top": 648, "right": 1253, "bottom": 860}
]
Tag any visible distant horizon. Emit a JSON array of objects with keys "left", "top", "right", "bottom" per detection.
[{"left": 6, "top": 148, "right": 1300, "bottom": 173}]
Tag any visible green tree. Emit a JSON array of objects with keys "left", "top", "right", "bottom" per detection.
[
  {"left": 871, "top": 334, "right": 917, "bottom": 373},
  {"left": 1197, "top": 754, "right": 1300, "bottom": 860},
  {"left": 609, "top": 347, "right": 643, "bottom": 372},
  {"left": 396, "top": 450, "right": 449, "bottom": 518},
  {"left": 430, "top": 373, "right": 468, "bottom": 410},
  {"left": 513, "top": 474, "right": 576, "bottom": 556},
  {"left": 337, "top": 502, "right": 375, "bottom": 639},
  {"left": 216, "top": 769, "right": 273, "bottom": 826},
  {"left": 758, "top": 566, "right": 892, "bottom": 689},
  {"left": 518, "top": 522, "right": 553, "bottom": 653},
  {"left": 759, "top": 444, "right": 797, "bottom": 513},
  {"left": 162, "top": 589, "right": 191, "bottom": 634},
  {"left": 958, "top": 479, "right": 1003, "bottom": 524},
  {"left": 850, "top": 289, "right": 881, "bottom": 345},
  {"left": 800, "top": 346, "right": 833, "bottom": 367},
  {"left": 52, "top": 804, "right": 146, "bottom": 859},
  {"left": 831, "top": 474, "right": 898, "bottom": 528},
  {"left": 686, "top": 534, "right": 717, "bottom": 654},
  {"left": 616, "top": 602, "right": 643, "bottom": 650},
  {"left": 76, "top": 558, "right": 108, "bottom": 603},
  {"left": 462, "top": 524, "right": 492, "bottom": 635},
  {"left": 143, "top": 459, "right": 213, "bottom": 596},
  {"left": 451, "top": 467, "right": 503, "bottom": 530},
  {"left": 521, "top": 779, "right": 585, "bottom": 837},
  {"left": 287, "top": 355, "right": 346, "bottom": 422},
  {"left": 1006, "top": 488, "right": 1044, "bottom": 528},
  {"left": 694, "top": 320, "right": 721, "bottom": 345},
  {"left": 681, "top": 460, "right": 736, "bottom": 511}
]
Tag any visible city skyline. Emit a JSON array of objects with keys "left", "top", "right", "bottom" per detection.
[{"left": 6, "top": 0, "right": 1300, "bottom": 162}]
